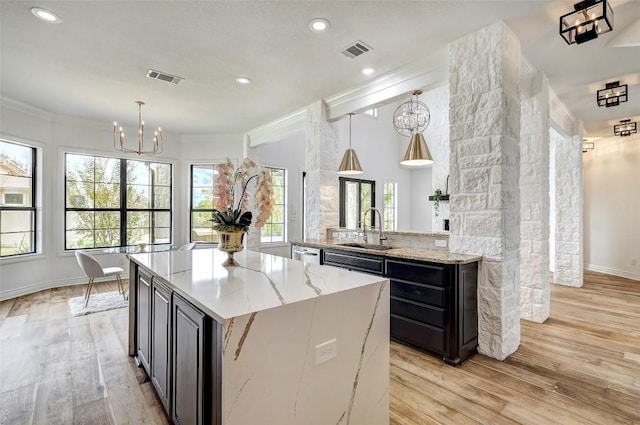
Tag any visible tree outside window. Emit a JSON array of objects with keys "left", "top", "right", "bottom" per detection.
[
  {"left": 190, "top": 164, "right": 219, "bottom": 243},
  {"left": 261, "top": 168, "right": 286, "bottom": 243},
  {"left": 339, "top": 177, "right": 375, "bottom": 229},
  {"left": 383, "top": 182, "right": 397, "bottom": 231},
  {"left": 65, "top": 153, "right": 172, "bottom": 249}
]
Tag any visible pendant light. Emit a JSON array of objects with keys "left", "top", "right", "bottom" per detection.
[
  {"left": 393, "top": 90, "right": 433, "bottom": 166},
  {"left": 338, "top": 113, "right": 363, "bottom": 175}
]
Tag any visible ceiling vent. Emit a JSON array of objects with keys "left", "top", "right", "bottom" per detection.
[
  {"left": 146, "top": 69, "right": 184, "bottom": 85},
  {"left": 340, "top": 40, "right": 373, "bottom": 59}
]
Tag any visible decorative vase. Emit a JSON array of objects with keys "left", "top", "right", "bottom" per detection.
[{"left": 217, "top": 230, "right": 246, "bottom": 267}]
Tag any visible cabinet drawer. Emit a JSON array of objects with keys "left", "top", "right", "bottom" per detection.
[
  {"left": 323, "top": 250, "right": 384, "bottom": 275},
  {"left": 385, "top": 259, "right": 447, "bottom": 287},
  {"left": 391, "top": 297, "right": 447, "bottom": 328},
  {"left": 391, "top": 315, "right": 446, "bottom": 355},
  {"left": 390, "top": 279, "right": 446, "bottom": 307}
]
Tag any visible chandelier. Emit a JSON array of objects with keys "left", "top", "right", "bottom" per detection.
[
  {"left": 113, "top": 101, "right": 163, "bottom": 155},
  {"left": 393, "top": 90, "right": 433, "bottom": 166},
  {"left": 613, "top": 119, "right": 637, "bottom": 137},
  {"left": 559, "top": 0, "right": 613, "bottom": 45},
  {"left": 597, "top": 81, "right": 627, "bottom": 108}
]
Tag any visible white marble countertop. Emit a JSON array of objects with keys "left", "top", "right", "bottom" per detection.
[
  {"left": 129, "top": 248, "right": 387, "bottom": 323},
  {"left": 291, "top": 239, "right": 482, "bottom": 264}
]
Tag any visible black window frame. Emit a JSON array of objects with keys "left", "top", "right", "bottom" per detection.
[
  {"left": 339, "top": 177, "right": 376, "bottom": 229},
  {"left": 0, "top": 139, "right": 37, "bottom": 258},
  {"left": 64, "top": 153, "right": 173, "bottom": 250},
  {"left": 189, "top": 163, "right": 219, "bottom": 244},
  {"left": 260, "top": 166, "right": 286, "bottom": 243}
]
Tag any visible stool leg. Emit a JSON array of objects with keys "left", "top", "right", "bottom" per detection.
[
  {"left": 117, "top": 274, "right": 126, "bottom": 300},
  {"left": 84, "top": 278, "right": 94, "bottom": 307}
]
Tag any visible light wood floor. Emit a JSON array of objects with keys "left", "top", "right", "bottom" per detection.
[{"left": 1, "top": 270, "right": 639, "bottom": 424}]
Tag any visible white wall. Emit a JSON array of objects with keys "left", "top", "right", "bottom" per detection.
[
  {"left": 583, "top": 133, "right": 640, "bottom": 281},
  {"left": 249, "top": 130, "right": 306, "bottom": 256},
  {"left": 0, "top": 99, "right": 246, "bottom": 299}
]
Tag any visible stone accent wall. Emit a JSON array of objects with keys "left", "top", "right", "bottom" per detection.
[
  {"left": 519, "top": 70, "right": 550, "bottom": 322},
  {"left": 553, "top": 122, "right": 584, "bottom": 287},
  {"left": 424, "top": 85, "right": 451, "bottom": 230},
  {"left": 305, "top": 101, "right": 339, "bottom": 240},
  {"left": 448, "top": 22, "right": 521, "bottom": 360}
]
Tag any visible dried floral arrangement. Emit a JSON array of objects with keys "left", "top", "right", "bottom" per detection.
[{"left": 211, "top": 158, "right": 274, "bottom": 232}]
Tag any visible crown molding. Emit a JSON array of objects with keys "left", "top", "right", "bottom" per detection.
[
  {"left": 549, "top": 86, "right": 577, "bottom": 137},
  {"left": 1, "top": 97, "right": 54, "bottom": 121}
]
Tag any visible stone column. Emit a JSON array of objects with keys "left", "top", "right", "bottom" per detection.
[
  {"left": 305, "top": 100, "right": 339, "bottom": 240},
  {"left": 448, "top": 22, "right": 521, "bottom": 360},
  {"left": 519, "top": 70, "right": 550, "bottom": 322},
  {"left": 553, "top": 121, "right": 584, "bottom": 287}
]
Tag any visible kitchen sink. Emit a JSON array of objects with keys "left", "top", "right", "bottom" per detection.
[{"left": 337, "top": 242, "right": 394, "bottom": 251}]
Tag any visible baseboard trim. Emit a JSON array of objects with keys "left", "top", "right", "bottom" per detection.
[
  {"left": 0, "top": 274, "right": 130, "bottom": 301},
  {"left": 586, "top": 264, "right": 640, "bottom": 282}
]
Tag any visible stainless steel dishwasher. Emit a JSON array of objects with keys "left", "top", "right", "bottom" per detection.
[{"left": 291, "top": 245, "right": 322, "bottom": 265}]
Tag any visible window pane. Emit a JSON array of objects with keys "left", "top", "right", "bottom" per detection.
[
  {"left": 127, "top": 228, "right": 150, "bottom": 245},
  {"left": 95, "top": 157, "right": 120, "bottom": 183},
  {"left": 66, "top": 230, "right": 94, "bottom": 249},
  {"left": 66, "top": 211, "right": 94, "bottom": 230},
  {"left": 127, "top": 160, "right": 150, "bottom": 185},
  {"left": 345, "top": 182, "right": 358, "bottom": 229},
  {"left": 127, "top": 185, "right": 151, "bottom": 209},
  {"left": 128, "top": 211, "right": 150, "bottom": 229},
  {"left": 0, "top": 140, "right": 33, "bottom": 177},
  {"left": 95, "top": 230, "right": 120, "bottom": 248},
  {"left": 154, "top": 211, "right": 171, "bottom": 228},
  {"left": 153, "top": 227, "right": 170, "bottom": 244},
  {"left": 0, "top": 210, "right": 33, "bottom": 233},
  {"left": 153, "top": 186, "right": 171, "bottom": 209},
  {"left": 151, "top": 163, "right": 171, "bottom": 186},
  {"left": 0, "top": 231, "right": 34, "bottom": 255},
  {"left": 66, "top": 154, "right": 95, "bottom": 182},
  {"left": 94, "top": 183, "right": 121, "bottom": 208},
  {"left": 192, "top": 188, "right": 214, "bottom": 209},
  {"left": 95, "top": 211, "right": 120, "bottom": 229}
]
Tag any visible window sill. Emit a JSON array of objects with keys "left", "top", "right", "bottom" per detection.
[{"left": 0, "top": 252, "right": 45, "bottom": 265}]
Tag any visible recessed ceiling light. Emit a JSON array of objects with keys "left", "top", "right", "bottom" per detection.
[
  {"left": 235, "top": 76, "right": 252, "bottom": 85},
  {"left": 309, "top": 18, "right": 330, "bottom": 33},
  {"left": 31, "top": 7, "right": 61, "bottom": 23},
  {"left": 362, "top": 67, "right": 376, "bottom": 76}
]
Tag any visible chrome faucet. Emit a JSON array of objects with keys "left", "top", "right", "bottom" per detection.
[{"left": 362, "top": 207, "right": 387, "bottom": 245}]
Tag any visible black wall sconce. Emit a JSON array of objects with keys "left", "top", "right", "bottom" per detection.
[
  {"left": 559, "top": 0, "right": 613, "bottom": 45},
  {"left": 597, "top": 81, "right": 628, "bottom": 107},
  {"left": 613, "top": 119, "right": 637, "bottom": 137}
]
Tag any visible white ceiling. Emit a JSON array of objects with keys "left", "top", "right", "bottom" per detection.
[{"left": 1, "top": 1, "right": 639, "bottom": 138}]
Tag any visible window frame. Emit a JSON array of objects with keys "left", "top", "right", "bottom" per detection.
[
  {"left": 339, "top": 177, "right": 376, "bottom": 229},
  {"left": 0, "top": 139, "right": 37, "bottom": 258},
  {"left": 260, "top": 167, "right": 287, "bottom": 244},
  {"left": 383, "top": 181, "right": 397, "bottom": 231},
  {"left": 189, "top": 163, "right": 220, "bottom": 244},
  {"left": 64, "top": 153, "right": 173, "bottom": 250}
]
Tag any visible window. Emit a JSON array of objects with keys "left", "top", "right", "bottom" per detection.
[
  {"left": 383, "top": 182, "right": 397, "bottom": 231},
  {"left": 65, "top": 153, "right": 172, "bottom": 249},
  {"left": 190, "top": 164, "right": 219, "bottom": 243},
  {"left": 339, "top": 177, "right": 375, "bottom": 229},
  {"left": 0, "top": 139, "right": 37, "bottom": 257},
  {"left": 261, "top": 167, "right": 286, "bottom": 243}
]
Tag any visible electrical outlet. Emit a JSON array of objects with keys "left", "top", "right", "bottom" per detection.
[
  {"left": 315, "top": 338, "right": 337, "bottom": 365},
  {"left": 435, "top": 239, "right": 447, "bottom": 248},
  {"left": 632, "top": 259, "right": 637, "bottom": 266}
]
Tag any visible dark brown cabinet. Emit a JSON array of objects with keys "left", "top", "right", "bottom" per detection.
[
  {"left": 386, "top": 258, "right": 478, "bottom": 365},
  {"left": 151, "top": 279, "right": 172, "bottom": 413},
  {"left": 322, "top": 247, "right": 478, "bottom": 365},
  {"left": 132, "top": 264, "right": 222, "bottom": 425},
  {"left": 172, "top": 294, "right": 205, "bottom": 425},
  {"left": 136, "top": 269, "right": 152, "bottom": 374},
  {"left": 322, "top": 249, "right": 385, "bottom": 275}
]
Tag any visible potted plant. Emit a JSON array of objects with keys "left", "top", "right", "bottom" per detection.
[{"left": 432, "top": 188, "right": 443, "bottom": 217}]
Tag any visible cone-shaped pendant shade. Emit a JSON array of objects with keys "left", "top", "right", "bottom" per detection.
[
  {"left": 338, "top": 148, "right": 363, "bottom": 175},
  {"left": 338, "top": 113, "right": 363, "bottom": 175},
  {"left": 401, "top": 132, "right": 433, "bottom": 166}
]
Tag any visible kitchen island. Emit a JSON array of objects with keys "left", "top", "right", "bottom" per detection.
[{"left": 128, "top": 248, "right": 389, "bottom": 425}]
